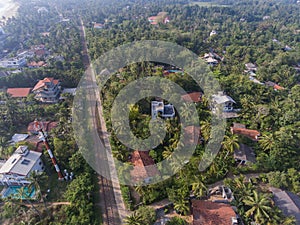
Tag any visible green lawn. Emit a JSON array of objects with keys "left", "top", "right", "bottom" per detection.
[{"left": 46, "top": 173, "right": 68, "bottom": 202}]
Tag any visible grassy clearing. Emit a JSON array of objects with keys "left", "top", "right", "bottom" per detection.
[{"left": 46, "top": 173, "right": 68, "bottom": 202}]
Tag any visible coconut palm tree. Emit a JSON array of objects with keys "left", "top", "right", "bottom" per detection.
[
  {"left": 259, "top": 132, "right": 276, "bottom": 152},
  {"left": 222, "top": 134, "right": 239, "bottom": 159},
  {"left": 134, "top": 185, "right": 144, "bottom": 196},
  {"left": 163, "top": 145, "right": 173, "bottom": 159},
  {"left": 243, "top": 190, "right": 272, "bottom": 224},
  {"left": 166, "top": 217, "right": 188, "bottom": 225},
  {"left": 14, "top": 186, "right": 42, "bottom": 220},
  {"left": 191, "top": 175, "right": 207, "bottom": 198},
  {"left": 124, "top": 211, "right": 143, "bottom": 225},
  {"left": 282, "top": 216, "right": 297, "bottom": 225},
  {"left": 200, "top": 119, "right": 211, "bottom": 142},
  {"left": 0, "top": 136, "right": 7, "bottom": 157},
  {"left": 27, "top": 171, "right": 49, "bottom": 217},
  {"left": 174, "top": 197, "right": 190, "bottom": 216}
]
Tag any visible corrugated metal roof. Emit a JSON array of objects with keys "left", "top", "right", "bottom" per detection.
[
  {"left": 212, "top": 94, "right": 236, "bottom": 104},
  {"left": 271, "top": 188, "right": 300, "bottom": 225}
]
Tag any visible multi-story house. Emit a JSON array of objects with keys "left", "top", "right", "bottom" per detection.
[{"left": 32, "top": 77, "right": 61, "bottom": 103}]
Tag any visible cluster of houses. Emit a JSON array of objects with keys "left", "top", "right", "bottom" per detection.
[
  {"left": 130, "top": 88, "right": 263, "bottom": 224},
  {"left": 191, "top": 186, "right": 239, "bottom": 225},
  {"left": 6, "top": 77, "right": 62, "bottom": 103},
  {"left": 191, "top": 183, "right": 300, "bottom": 225},
  {"left": 0, "top": 44, "right": 49, "bottom": 69},
  {"left": 132, "top": 89, "right": 256, "bottom": 185},
  {"left": 244, "top": 63, "right": 285, "bottom": 90},
  {"left": 0, "top": 120, "right": 59, "bottom": 199},
  {"left": 5, "top": 77, "right": 76, "bottom": 103}
]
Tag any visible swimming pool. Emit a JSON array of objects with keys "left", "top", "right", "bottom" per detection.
[{"left": 2, "top": 186, "right": 36, "bottom": 199}]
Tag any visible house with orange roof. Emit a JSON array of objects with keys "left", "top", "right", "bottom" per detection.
[
  {"left": 27, "top": 61, "right": 47, "bottom": 68},
  {"left": 27, "top": 121, "right": 58, "bottom": 135},
  {"left": 265, "top": 81, "right": 285, "bottom": 91},
  {"left": 182, "top": 92, "right": 202, "bottom": 103},
  {"left": 148, "top": 12, "right": 170, "bottom": 25},
  {"left": 93, "top": 23, "right": 104, "bottom": 29},
  {"left": 148, "top": 16, "right": 158, "bottom": 25},
  {"left": 192, "top": 200, "right": 239, "bottom": 225},
  {"left": 231, "top": 123, "right": 260, "bottom": 141},
  {"left": 32, "top": 77, "right": 61, "bottom": 103},
  {"left": 130, "top": 150, "right": 159, "bottom": 184},
  {"left": 7, "top": 88, "right": 31, "bottom": 98}
]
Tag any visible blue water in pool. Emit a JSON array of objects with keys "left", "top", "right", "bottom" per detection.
[{"left": 2, "top": 186, "right": 36, "bottom": 199}]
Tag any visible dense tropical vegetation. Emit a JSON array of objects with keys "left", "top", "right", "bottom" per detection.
[{"left": 0, "top": 0, "right": 299, "bottom": 224}]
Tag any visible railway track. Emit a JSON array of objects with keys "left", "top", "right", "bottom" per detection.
[
  {"left": 99, "top": 176, "right": 120, "bottom": 225},
  {"left": 79, "top": 18, "right": 123, "bottom": 225}
]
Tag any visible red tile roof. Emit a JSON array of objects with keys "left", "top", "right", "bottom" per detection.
[
  {"left": 27, "top": 61, "right": 47, "bottom": 67},
  {"left": 148, "top": 16, "right": 158, "bottom": 25},
  {"left": 26, "top": 135, "right": 44, "bottom": 152},
  {"left": 274, "top": 84, "right": 284, "bottom": 90},
  {"left": 7, "top": 88, "right": 31, "bottom": 98},
  {"left": 231, "top": 127, "right": 260, "bottom": 141},
  {"left": 130, "top": 150, "right": 159, "bottom": 183},
  {"left": 182, "top": 92, "right": 202, "bottom": 103},
  {"left": 94, "top": 23, "right": 104, "bottom": 28},
  {"left": 32, "top": 77, "right": 59, "bottom": 91},
  {"left": 192, "top": 200, "right": 236, "bottom": 225},
  {"left": 27, "top": 121, "right": 58, "bottom": 134}
]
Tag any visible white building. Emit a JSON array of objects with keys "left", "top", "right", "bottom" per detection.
[
  {"left": 9, "top": 134, "right": 29, "bottom": 145},
  {"left": 212, "top": 92, "right": 236, "bottom": 112},
  {"left": 0, "top": 56, "right": 27, "bottom": 68},
  {"left": 151, "top": 101, "right": 175, "bottom": 119},
  {"left": 0, "top": 146, "right": 44, "bottom": 186},
  {"left": 0, "top": 51, "right": 34, "bottom": 68}
]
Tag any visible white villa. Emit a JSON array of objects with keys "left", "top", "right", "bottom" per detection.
[
  {"left": 151, "top": 101, "right": 175, "bottom": 119},
  {"left": 32, "top": 77, "right": 61, "bottom": 103},
  {"left": 0, "top": 146, "right": 44, "bottom": 186},
  {"left": 212, "top": 92, "right": 236, "bottom": 112},
  {"left": 0, "top": 51, "right": 34, "bottom": 68}
]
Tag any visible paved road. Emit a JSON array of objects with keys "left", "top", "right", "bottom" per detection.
[{"left": 79, "top": 18, "right": 127, "bottom": 225}]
